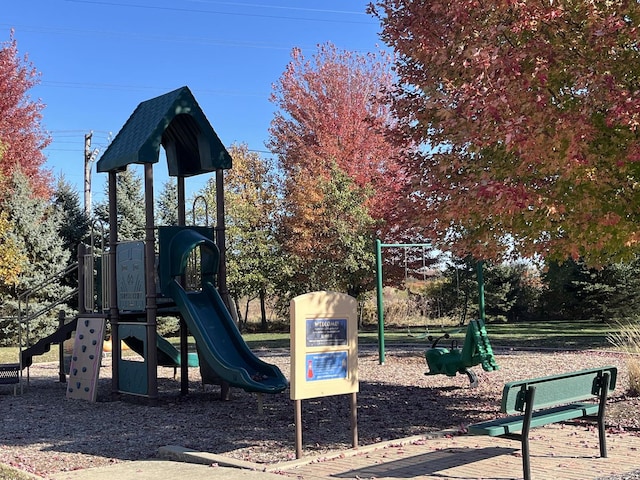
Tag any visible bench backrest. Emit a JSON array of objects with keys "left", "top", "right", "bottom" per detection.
[{"left": 501, "top": 366, "right": 617, "bottom": 414}]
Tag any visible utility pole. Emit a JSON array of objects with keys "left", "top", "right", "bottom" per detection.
[
  {"left": 84, "top": 132, "right": 99, "bottom": 216},
  {"left": 84, "top": 132, "right": 92, "bottom": 215}
]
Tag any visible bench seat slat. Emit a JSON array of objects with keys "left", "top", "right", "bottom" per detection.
[{"left": 469, "top": 402, "right": 599, "bottom": 436}]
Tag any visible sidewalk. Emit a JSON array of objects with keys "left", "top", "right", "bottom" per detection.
[
  {"left": 267, "top": 424, "right": 640, "bottom": 480},
  {"left": 47, "top": 423, "right": 640, "bottom": 480},
  {"left": 48, "top": 460, "right": 284, "bottom": 480}
]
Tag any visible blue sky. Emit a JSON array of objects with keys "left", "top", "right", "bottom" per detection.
[{"left": 3, "top": 0, "right": 384, "bottom": 207}]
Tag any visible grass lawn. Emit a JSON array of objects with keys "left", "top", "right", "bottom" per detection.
[
  {"left": 242, "top": 319, "right": 620, "bottom": 351},
  {"left": 0, "top": 319, "right": 622, "bottom": 366},
  {"left": 477, "top": 319, "right": 616, "bottom": 350},
  {"left": 381, "top": 319, "right": 619, "bottom": 350},
  {"left": 0, "top": 464, "right": 33, "bottom": 480}
]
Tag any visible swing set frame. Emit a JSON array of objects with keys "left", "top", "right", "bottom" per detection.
[{"left": 374, "top": 239, "right": 487, "bottom": 364}]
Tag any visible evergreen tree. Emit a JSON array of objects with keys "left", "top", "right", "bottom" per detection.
[
  {"left": 52, "top": 176, "right": 91, "bottom": 304},
  {"left": 540, "top": 258, "right": 640, "bottom": 322},
  {"left": 53, "top": 175, "right": 90, "bottom": 257},
  {"left": 438, "top": 258, "right": 479, "bottom": 325},
  {"left": 94, "top": 168, "right": 146, "bottom": 241},
  {"left": 0, "top": 171, "right": 71, "bottom": 344},
  {"left": 541, "top": 260, "right": 581, "bottom": 319},
  {"left": 484, "top": 262, "right": 541, "bottom": 323},
  {"left": 156, "top": 178, "right": 178, "bottom": 227}
]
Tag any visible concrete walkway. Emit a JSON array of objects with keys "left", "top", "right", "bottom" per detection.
[{"left": 47, "top": 423, "right": 640, "bottom": 480}]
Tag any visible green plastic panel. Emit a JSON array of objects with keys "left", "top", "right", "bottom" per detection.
[
  {"left": 116, "top": 241, "right": 145, "bottom": 312},
  {"left": 117, "top": 323, "right": 148, "bottom": 396},
  {"left": 157, "top": 226, "right": 216, "bottom": 293}
]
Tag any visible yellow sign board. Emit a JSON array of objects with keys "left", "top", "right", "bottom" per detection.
[{"left": 290, "top": 291, "right": 358, "bottom": 400}]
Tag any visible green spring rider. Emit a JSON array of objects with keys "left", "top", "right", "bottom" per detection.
[
  {"left": 425, "top": 261, "right": 499, "bottom": 388},
  {"left": 424, "top": 317, "right": 499, "bottom": 388}
]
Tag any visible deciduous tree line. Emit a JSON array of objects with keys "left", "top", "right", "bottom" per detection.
[{"left": 5, "top": 0, "right": 640, "bottom": 340}]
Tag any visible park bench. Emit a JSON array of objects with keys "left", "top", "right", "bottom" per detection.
[
  {"left": 468, "top": 366, "right": 617, "bottom": 480},
  {"left": 0, "top": 363, "right": 20, "bottom": 395}
]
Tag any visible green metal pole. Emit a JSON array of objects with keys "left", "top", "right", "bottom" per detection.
[
  {"left": 375, "top": 238, "right": 385, "bottom": 364},
  {"left": 476, "top": 260, "right": 485, "bottom": 322}
]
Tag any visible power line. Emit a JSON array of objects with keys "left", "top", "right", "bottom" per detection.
[
  {"left": 39, "top": 80, "right": 267, "bottom": 97},
  {"left": 178, "top": 0, "right": 367, "bottom": 16},
  {"left": 4, "top": 23, "right": 299, "bottom": 51},
  {"left": 64, "top": 0, "right": 372, "bottom": 24}
]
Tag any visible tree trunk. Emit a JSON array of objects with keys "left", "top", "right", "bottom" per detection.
[
  {"left": 260, "top": 289, "right": 268, "bottom": 332},
  {"left": 234, "top": 296, "right": 244, "bottom": 331}
]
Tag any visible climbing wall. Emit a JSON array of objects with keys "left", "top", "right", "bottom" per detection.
[{"left": 66, "top": 317, "right": 106, "bottom": 401}]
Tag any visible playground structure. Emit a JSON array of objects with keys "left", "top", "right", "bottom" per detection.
[
  {"left": 17, "top": 86, "right": 288, "bottom": 400},
  {"left": 375, "top": 239, "right": 498, "bottom": 386}
]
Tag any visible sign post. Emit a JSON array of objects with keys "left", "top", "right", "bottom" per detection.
[{"left": 290, "top": 291, "right": 358, "bottom": 458}]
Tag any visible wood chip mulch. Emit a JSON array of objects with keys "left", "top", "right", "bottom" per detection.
[{"left": 1, "top": 346, "right": 638, "bottom": 479}]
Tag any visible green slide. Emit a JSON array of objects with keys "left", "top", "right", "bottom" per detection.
[
  {"left": 123, "top": 333, "right": 199, "bottom": 368},
  {"left": 158, "top": 226, "right": 288, "bottom": 394},
  {"left": 165, "top": 279, "right": 288, "bottom": 393}
]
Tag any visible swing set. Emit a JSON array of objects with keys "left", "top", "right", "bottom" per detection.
[{"left": 374, "top": 239, "right": 499, "bottom": 387}]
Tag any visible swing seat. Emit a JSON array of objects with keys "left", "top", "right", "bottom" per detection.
[{"left": 424, "top": 318, "right": 499, "bottom": 386}]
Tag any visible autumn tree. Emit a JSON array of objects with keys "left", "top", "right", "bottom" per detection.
[
  {"left": 0, "top": 31, "right": 51, "bottom": 198},
  {"left": 278, "top": 163, "right": 377, "bottom": 300},
  {"left": 0, "top": 209, "right": 25, "bottom": 289},
  {"left": 370, "top": 1, "right": 640, "bottom": 265},
  {"left": 198, "top": 144, "right": 285, "bottom": 330},
  {"left": 269, "top": 42, "right": 407, "bottom": 238}
]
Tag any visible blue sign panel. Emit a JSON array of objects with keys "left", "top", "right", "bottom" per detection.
[
  {"left": 305, "top": 351, "right": 348, "bottom": 381},
  {"left": 306, "top": 318, "right": 347, "bottom": 347}
]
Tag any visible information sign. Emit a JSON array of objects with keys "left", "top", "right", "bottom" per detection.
[
  {"left": 306, "top": 318, "right": 347, "bottom": 347},
  {"left": 290, "top": 291, "right": 358, "bottom": 400},
  {"left": 305, "top": 351, "right": 348, "bottom": 381}
]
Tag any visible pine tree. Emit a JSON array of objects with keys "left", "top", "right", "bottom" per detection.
[
  {"left": 1, "top": 171, "right": 72, "bottom": 344},
  {"left": 156, "top": 178, "right": 178, "bottom": 227},
  {"left": 94, "top": 168, "right": 146, "bottom": 241},
  {"left": 53, "top": 175, "right": 91, "bottom": 257}
]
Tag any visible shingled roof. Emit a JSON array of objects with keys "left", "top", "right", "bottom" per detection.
[{"left": 96, "top": 86, "right": 232, "bottom": 176}]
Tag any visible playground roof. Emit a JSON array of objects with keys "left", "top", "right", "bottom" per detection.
[{"left": 96, "top": 86, "right": 232, "bottom": 176}]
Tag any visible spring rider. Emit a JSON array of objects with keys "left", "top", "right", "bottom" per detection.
[{"left": 425, "top": 318, "right": 499, "bottom": 388}]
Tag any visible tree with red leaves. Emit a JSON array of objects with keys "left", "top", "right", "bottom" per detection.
[
  {"left": 269, "top": 42, "right": 407, "bottom": 239},
  {"left": 0, "top": 31, "right": 51, "bottom": 199},
  {"left": 370, "top": 0, "right": 640, "bottom": 265}
]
